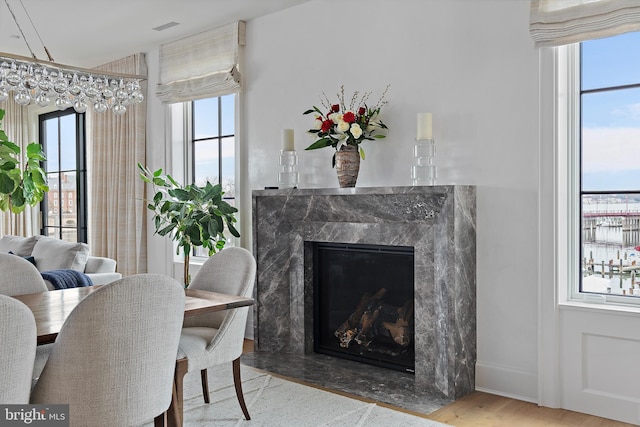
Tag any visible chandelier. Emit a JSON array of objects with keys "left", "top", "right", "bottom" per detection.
[{"left": 0, "top": 0, "right": 145, "bottom": 115}]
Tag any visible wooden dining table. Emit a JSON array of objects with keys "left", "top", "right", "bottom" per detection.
[{"left": 12, "top": 284, "right": 254, "bottom": 427}]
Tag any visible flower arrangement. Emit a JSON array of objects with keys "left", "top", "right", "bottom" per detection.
[{"left": 303, "top": 85, "right": 389, "bottom": 165}]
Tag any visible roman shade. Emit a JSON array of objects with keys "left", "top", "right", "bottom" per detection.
[
  {"left": 530, "top": 0, "right": 640, "bottom": 47},
  {"left": 156, "top": 21, "right": 245, "bottom": 103}
]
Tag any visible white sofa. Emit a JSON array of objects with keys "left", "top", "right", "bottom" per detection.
[{"left": 0, "top": 235, "right": 122, "bottom": 288}]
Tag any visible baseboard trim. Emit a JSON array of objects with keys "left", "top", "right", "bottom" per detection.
[{"left": 475, "top": 361, "right": 538, "bottom": 403}]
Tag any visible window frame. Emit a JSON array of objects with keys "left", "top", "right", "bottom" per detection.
[
  {"left": 184, "top": 93, "right": 239, "bottom": 258},
  {"left": 38, "top": 109, "right": 88, "bottom": 243},
  {"left": 562, "top": 37, "right": 640, "bottom": 307}
]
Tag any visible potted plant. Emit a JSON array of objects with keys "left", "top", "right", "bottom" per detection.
[
  {"left": 303, "top": 85, "right": 389, "bottom": 187},
  {"left": 138, "top": 163, "right": 240, "bottom": 287},
  {"left": 0, "top": 108, "right": 48, "bottom": 230}
]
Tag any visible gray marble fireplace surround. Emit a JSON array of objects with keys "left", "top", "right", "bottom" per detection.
[{"left": 251, "top": 185, "right": 476, "bottom": 400}]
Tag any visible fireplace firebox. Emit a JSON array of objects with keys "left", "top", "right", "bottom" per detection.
[{"left": 313, "top": 242, "right": 415, "bottom": 373}]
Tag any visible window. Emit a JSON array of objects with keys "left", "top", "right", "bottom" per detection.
[
  {"left": 579, "top": 32, "right": 640, "bottom": 301},
  {"left": 40, "top": 110, "right": 87, "bottom": 243},
  {"left": 188, "top": 94, "right": 237, "bottom": 256}
]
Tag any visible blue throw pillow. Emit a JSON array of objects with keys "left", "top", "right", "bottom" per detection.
[{"left": 8, "top": 250, "right": 37, "bottom": 267}]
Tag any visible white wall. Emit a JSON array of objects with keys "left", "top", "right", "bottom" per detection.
[
  {"left": 147, "top": 0, "right": 542, "bottom": 403},
  {"left": 244, "top": 0, "right": 540, "bottom": 401}
]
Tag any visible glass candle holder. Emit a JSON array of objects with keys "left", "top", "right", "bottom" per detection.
[
  {"left": 278, "top": 150, "right": 299, "bottom": 188},
  {"left": 411, "top": 138, "right": 436, "bottom": 185}
]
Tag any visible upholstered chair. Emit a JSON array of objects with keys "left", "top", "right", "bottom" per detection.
[
  {"left": 177, "top": 247, "right": 256, "bottom": 420},
  {"left": 30, "top": 274, "right": 185, "bottom": 427},
  {"left": 0, "top": 253, "right": 48, "bottom": 296},
  {"left": 0, "top": 294, "right": 37, "bottom": 403},
  {"left": 0, "top": 252, "right": 51, "bottom": 381}
]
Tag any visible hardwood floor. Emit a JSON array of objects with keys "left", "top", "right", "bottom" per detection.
[
  {"left": 427, "top": 391, "right": 635, "bottom": 427},
  {"left": 242, "top": 340, "right": 634, "bottom": 426}
]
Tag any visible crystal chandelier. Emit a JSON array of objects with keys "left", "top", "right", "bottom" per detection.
[
  {"left": 0, "top": 0, "right": 145, "bottom": 115},
  {"left": 0, "top": 52, "right": 144, "bottom": 115}
]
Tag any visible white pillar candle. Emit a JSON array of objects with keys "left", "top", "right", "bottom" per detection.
[
  {"left": 281, "top": 129, "right": 295, "bottom": 151},
  {"left": 417, "top": 113, "right": 433, "bottom": 139}
]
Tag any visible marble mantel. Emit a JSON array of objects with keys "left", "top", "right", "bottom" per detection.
[{"left": 251, "top": 185, "right": 476, "bottom": 399}]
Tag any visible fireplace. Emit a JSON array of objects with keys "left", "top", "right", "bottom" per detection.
[
  {"left": 313, "top": 242, "right": 415, "bottom": 372},
  {"left": 252, "top": 185, "right": 476, "bottom": 399}
]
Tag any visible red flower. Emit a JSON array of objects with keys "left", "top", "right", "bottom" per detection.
[
  {"left": 321, "top": 119, "right": 333, "bottom": 132},
  {"left": 343, "top": 111, "right": 356, "bottom": 123},
  {"left": 358, "top": 107, "right": 366, "bottom": 115},
  {"left": 331, "top": 104, "right": 340, "bottom": 112}
]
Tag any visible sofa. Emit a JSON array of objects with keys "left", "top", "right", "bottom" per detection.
[{"left": 0, "top": 235, "right": 122, "bottom": 289}]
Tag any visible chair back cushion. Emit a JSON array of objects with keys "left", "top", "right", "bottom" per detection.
[
  {"left": 30, "top": 274, "right": 185, "bottom": 426},
  {"left": 0, "top": 295, "right": 36, "bottom": 403},
  {"left": 0, "top": 253, "right": 48, "bottom": 296},
  {"left": 184, "top": 247, "right": 256, "bottom": 329}
]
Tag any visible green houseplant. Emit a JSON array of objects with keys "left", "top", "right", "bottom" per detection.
[
  {"left": 0, "top": 108, "right": 48, "bottom": 222},
  {"left": 138, "top": 163, "right": 240, "bottom": 286}
]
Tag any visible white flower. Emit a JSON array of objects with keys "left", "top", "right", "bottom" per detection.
[
  {"left": 337, "top": 120, "right": 350, "bottom": 133},
  {"left": 350, "top": 123, "right": 363, "bottom": 139},
  {"left": 366, "top": 119, "right": 381, "bottom": 132},
  {"left": 313, "top": 116, "right": 323, "bottom": 130},
  {"left": 331, "top": 113, "right": 343, "bottom": 124}
]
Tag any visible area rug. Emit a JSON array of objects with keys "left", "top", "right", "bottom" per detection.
[{"left": 145, "top": 364, "right": 453, "bottom": 427}]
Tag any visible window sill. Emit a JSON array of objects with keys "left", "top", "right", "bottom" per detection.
[{"left": 560, "top": 298, "right": 640, "bottom": 316}]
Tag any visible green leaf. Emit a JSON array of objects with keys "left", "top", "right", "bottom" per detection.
[
  {"left": 169, "top": 188, "right": 191, "bottom": 201},
  {"left": 373, "top": 134, "right": 386, "bottom": 138},
  {"left": 359, "top": 147, "right": 365, "bottom": 160},
  {"left": 153, "top": 177, "right": 167, "bottom": 187},
  {"left": 227, "top": 222, "right": 240, "bottom": 238},
  {"left": 305, "top": 137, "right": 333, "bottom": 150},
  {"left": 0, "top": 160, "right": 16, "bottom": 171},
  {"left": 167, "top": 174, "right": 180, "bottom": 187},
  {"left": 158, "top": 223, "right": 176, "bottom": 236},
  {"left": 0, "top": 140, "right": 19, "bottom": 154},
  {"left": 0, "top": 173, "right": 16, "bottom": 194}
]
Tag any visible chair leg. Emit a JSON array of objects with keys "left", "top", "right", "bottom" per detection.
[
  {"left": 167, "top": 358, "right": 188, "bottom": 427},
  {"left": 153, "top": 411, "right": 167, "bottom": 427},
  {"left": 232, "top": 357, "right": 251, "bottom": 420},
  {"left": 200, "top": 369, "right": 210, "bottom": 404}
]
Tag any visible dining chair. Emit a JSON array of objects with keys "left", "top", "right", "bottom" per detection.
[
  {"left": 0, "top": 252, "right": 52, "bottom": 381},
  {"left": 0, "top": 294, "right": 37, "bottom": 404},
  {"left": 0, "top": 252, "right": 48, "bottom": 296},
  {"left": 177, "top": 246, "right": 257, "bottom": 420},
  {"left": 30, "top": 274, "right": 185, "bottom": 427}
]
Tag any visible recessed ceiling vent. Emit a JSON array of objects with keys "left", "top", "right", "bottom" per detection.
[{"left": 153, "top": 22, "right": 180, "bottom": 32}]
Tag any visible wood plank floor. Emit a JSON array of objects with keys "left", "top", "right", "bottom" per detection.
[
  {"left": 427, "top": 391, "right": 636, "bottom": 427},
  {"left": 242, "top": 340, "right": 635, "bottom": 426}
]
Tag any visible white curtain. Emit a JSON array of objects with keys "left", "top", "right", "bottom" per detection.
[
  {"left": 0, "top": 98, "right": 35, "bottom": 237},
  {"left": 530, "top": 0, "right": 640, "bottom": 47},
  {"left": 89, "top": 53, "right": 147, "bottom": 276},
  {"left": 156, "top": 21, "right": 245, "bottom": 103}
]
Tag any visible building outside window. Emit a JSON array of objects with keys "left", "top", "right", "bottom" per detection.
[
  {"left": 39, "top": 110, "right": 87, "bottom": 243},
  {"left": 579, "top": 31, "right": 640, "bottom": 301}
]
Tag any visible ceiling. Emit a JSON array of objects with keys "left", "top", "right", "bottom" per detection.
[{"left": 0, "top": 0, "right": 311, "bottom": 68}]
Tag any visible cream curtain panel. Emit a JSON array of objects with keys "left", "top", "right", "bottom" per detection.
[
  {"left": 89, "top": 53, "right": 147, "bottom": 276},
  {"left": 156, "top": 21, "right": 245, "bottom": 103},
  {"left": 530, "top": 0, "right": 640, "bottom": 47},
  {"left": 0, "top": 98, "right": 35, "bottom": 237}
]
